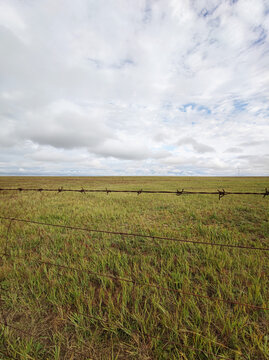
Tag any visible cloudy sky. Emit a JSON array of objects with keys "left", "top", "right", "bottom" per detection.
[{"left": 0, "top": 0, "right": 269, "bottom": 176}]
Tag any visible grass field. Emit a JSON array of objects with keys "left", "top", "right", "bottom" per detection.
[{"left": 0, "top": 176, "right": 268, "bottom": 360}]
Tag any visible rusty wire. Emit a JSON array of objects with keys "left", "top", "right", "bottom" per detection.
[
  {"left": 1, "top": 215, "right": 268, "bottom": 251},
  {"left": 1, "top": 253, "right": 267, "bottom": 310},
  {"left": 2, "top": 250, "right": 267, "bottom": 310},
  {"left": 0, "top": 187, "right": 268, "bottom": 199},
  {"left": 12, "top": 258, "right": 264, "bottom": 310},
  {"left": 0, "top": 187, "right": 267, "bottom": 358}
]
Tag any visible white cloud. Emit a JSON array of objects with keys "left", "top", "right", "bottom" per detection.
[
  {"left": 0, "top": 1, "right": 26, "bottom": 41},
  {"left": 176, "top": 137, "right": 215, "bottom": 153},
  {"left": 0, "top": 0, "right": 268, "bottom": 175}
]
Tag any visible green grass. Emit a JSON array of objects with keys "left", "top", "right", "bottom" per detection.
[{"left": 0, "top": 176, "right": 268, "bottom": 360}]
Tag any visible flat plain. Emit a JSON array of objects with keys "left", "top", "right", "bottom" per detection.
[{"left": 0, "top": 176, "right": 268, "bottom": 360}]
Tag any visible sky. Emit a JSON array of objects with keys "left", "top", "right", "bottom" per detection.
[{"left": 0, "top": 0, "right": 269, "bottom": 176}]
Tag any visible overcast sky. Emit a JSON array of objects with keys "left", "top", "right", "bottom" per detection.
[{"left": 0, "top": 0, "right": 269, "bottom": 176}]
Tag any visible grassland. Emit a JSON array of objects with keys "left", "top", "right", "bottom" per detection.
[{"left": 0, "top": 176, "right": 268, "bottom": 360}]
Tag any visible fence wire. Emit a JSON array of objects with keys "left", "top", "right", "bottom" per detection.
[
  {"left": 0, "top": 187, "right": 268, "bottom": 199},
  {"left": 1, "top": 188, "right": 268, "bottom": 358},
  {"left": 1, "top": 216, "right": 268, "bottom": 251},
  {"left": 34, "top": 259, "right": 269, "bottom": 310},
  {"left": 1, "top": 254, "right": 267, "bottom": 311}
]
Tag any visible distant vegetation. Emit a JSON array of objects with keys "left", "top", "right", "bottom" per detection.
[{"left": 0, "top": 176, "right": 268, "bottom": 359}]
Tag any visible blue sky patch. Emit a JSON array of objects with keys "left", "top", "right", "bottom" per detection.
[
  {"left": 252, "top": 26, "right": 267, "bottom": 46},
  {"left": 233, "top": 100, "right": 248, "bottom": 112},
  {"left": 179, "top": 103, "right": 211, "bottom": 114}
]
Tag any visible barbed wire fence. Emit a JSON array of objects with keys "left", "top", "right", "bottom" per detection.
[
  {"left": 0, "top": 187, "right": 268, "bottom": 200},
  {"left": 0, "top": 187, "right": 268, "bottom": 359}
]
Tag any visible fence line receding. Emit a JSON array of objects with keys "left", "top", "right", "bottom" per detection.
[{"left": 0, "top": 187, "right": 268, "bottom": 200}]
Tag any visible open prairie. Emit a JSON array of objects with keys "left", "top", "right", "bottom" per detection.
[{"left": 0, "top": 176, "right": 268, "bottom": 360}]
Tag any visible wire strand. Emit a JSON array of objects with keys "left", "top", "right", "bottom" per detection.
[
  {"left": 26, "top": 259, "right": 268, "bottom": 310},
  {"left": 0, "top": 187, "right": 268, "bottom": 198},
  {"left": 1, "top": 216, "right": 268, "bottom": 251}
]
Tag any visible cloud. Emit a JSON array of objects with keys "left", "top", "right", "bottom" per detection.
[
  {"left": 176, "top": 137, "right": 215, "bottom": 153},
  {"left": 225, "top": 147, "right": 243, "bottom": 153},
  {"left": 16, "top": 100, "right": 113, "bottom": 149},
  {"left": 239, "top": 140, "right": 267, "bottom": 147},
  {"left": 0, "top": 0, "right": 269, "bottom": 175},
  {"left": 0, "top": 2, "right": 26, "bottom": 41},
  {"left": 235, "top": 154, "right": 269, "bottom": 173},
  {"left": 91, "top": 138, "right": 152, "bottom": 160}
]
